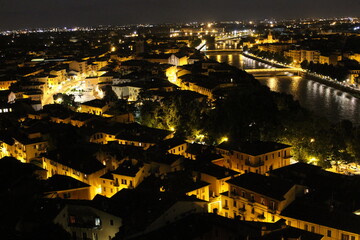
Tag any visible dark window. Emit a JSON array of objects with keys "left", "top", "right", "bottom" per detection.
[
  {"left": 304, "top": 224, "right": 308, "bottom": 231},
  {"left": 82, "top": 232, "right": 87, "bottom": 240},
  {"left": 110, "top": 219, "right": 114, "bottom": 226},
  {"left": 341, "top": 234, "right": 349, "bottom": 240},
  {"left": 311, "top": 226, "right": 315, "bottom": 232},
  {"left": 327, "top": 230, "right": 331, "bottom": 237}
]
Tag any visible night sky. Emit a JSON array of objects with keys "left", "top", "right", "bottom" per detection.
[{"left": 0, "top": 0, "right": 360, "bottom": 30}]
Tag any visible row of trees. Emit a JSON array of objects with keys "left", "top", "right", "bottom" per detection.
[
  {"left": 248, "top": 48, "right": 292, "bottom": 65},
  {"left": 138, "top": 73, "right": 360, "bottom": 167},
  {"left": 301, "top": 60, "right": 349, "bottom": 81}
]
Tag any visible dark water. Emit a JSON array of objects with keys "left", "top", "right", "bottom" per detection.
[{"left": 207, "top": 52, "right": 360, "bottom": 125}]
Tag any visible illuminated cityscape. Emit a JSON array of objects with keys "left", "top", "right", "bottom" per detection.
[{"left": 2, "top": 16, "right": 360, "bottom": 240}]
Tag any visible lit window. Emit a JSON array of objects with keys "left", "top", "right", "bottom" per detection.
[
  {"left": 95, "top": 217, "right": 101, "bottom": 226},
  {"left": 69, "top": 215, "right": 76, "bottom": 224}
]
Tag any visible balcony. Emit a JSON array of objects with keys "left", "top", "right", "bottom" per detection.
[{"left": 245, "top": 160, "right": 264, "bottom": 167}]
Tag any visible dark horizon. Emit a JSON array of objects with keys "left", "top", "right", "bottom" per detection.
[{"left": 0, "top": 0, "right": 360, "bottom": 31}]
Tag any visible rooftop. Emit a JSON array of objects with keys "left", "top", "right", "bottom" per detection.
[
  {"left": 227, "top": 172, "right": 294, "bottom": 201},
  {"left": 218, "top": 141, "right": 291, "bottom": 156}
]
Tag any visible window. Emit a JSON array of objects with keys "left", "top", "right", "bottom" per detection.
[
  {"left": 350, "top": 236, "right": 355, "bottom": 240},
  {"left": 270, "top": 201, "right": 275, "bottom": 210},
  {"left": 261, "top": 198, "right": 265, "bottom": 205},
  {"left": 69, "top": 215, "right": 76, "bottom": 224},
  {"left": 327, "top": 230, "right": 332, "bottom": 237},
  {"left": 311, "top": 226, "right": 315, "bottom": 232},
  {"left": 341, "top": 234, "right": 349, "bottom": 240},
  {"left": 242, "top": 191, "right": 245, "bottom": 198},
  {"left": 304, "top": 224, "right": 308, "bottom": 231},
  {"left": 233, "top": 200, "right": 237, "bottom": 207},
  {"left": 95, "top": 217, "right": 101, "bottom": 226},
  {"left": 121, "top": 179, "right": 127, "bottom": 185},
  {"left": 103, "top": 187, "right": 106, "bottom": 192},
  {"left": 288, "top": 220, "right": 291, "bottom": 226},
  {"left": 110, "top": 219, "right": 114, "bottom": 226},
  {"left": 251, "top": 194, "right": 255, "bottom": 202}
]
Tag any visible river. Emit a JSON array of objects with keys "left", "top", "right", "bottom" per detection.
[{"left": 206, "top": 52, "right": 360, "bottom": 126}]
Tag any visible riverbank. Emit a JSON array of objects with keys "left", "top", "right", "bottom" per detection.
[
  {"left": 241, "top": 52, "right": 360, "bottom": 98},
  {"left": 302, "top": 72, "right": 360, "bottom": 98}
]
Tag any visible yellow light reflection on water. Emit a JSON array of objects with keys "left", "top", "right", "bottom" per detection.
[
  {"left": 228, "top": 54, "right": 233, "bottom": 65},
  {"left": 268, "top": 77, "right": 277, "bottom": 91}
]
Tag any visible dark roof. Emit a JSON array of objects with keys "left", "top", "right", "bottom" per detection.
[
  {"left": 108, "top": 189, "right": 205, "bottom": 235},
  {"left": 0, "top": 156, "right": 46, "bottom": 189},
  {"left": 43, "top": 175, "right": 90, "bottom": 192},
  {"left": 150, "top": 153, "right": 183, "bottom": 165},
  {"left": 138, "top": 171, "right": 210, "bottom": 195},
  {"left": 127, "top": 213, "right": 260, "bottom": 240},
  {"left": 113, "top": 160, "right": 143, "bottom": 177},
  {"left": 261, "top": 226, "right": 323, "bottom": 240},
  {"left": 218, "top": 141, "right": 291, "bottom": 156},
  {"left": 227, "top": 172, "right": 294, "bottom": 201},
  {"left": 81, "top": 99, "right": 108, "bottom": 108},
  {"left": 281, "top": 199, "right": 360, "bottom": 234},
  {"left": 185, "top": 143, "right": 216, "bottom": 156},
  {"left": 188, "top": 161, "right": 240, "bottom": 179},
  {"left": 43, "top": 144, "right": 106, "bottom": 174},
  {"left": 100, "top": 171, "right": 114, "bottom": 180},
  {"left": 156, "top": 137, "right": 187, "bottom": 150},
  {"left": 71, "top": 112, "right": 94, "bottom": 121},
  {"left": 270, "top": 162, "right": 360, "bottom": 212}
]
